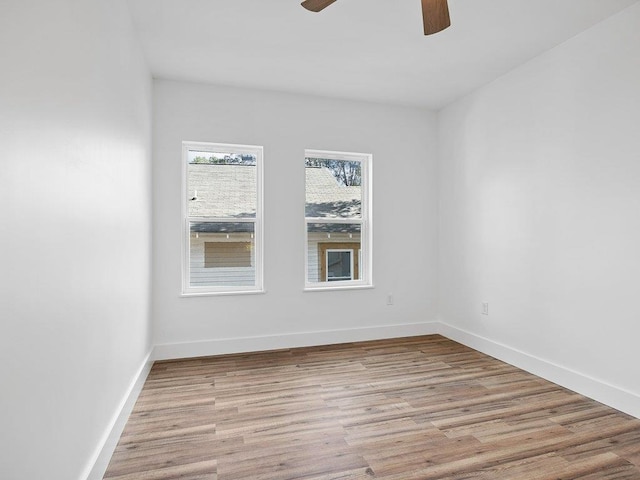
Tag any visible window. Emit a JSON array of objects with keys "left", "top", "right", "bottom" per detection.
[
  {"left": 182, "top": 142, "right": 263, "bottom": 295},
  {"left": 319, "top": 243, "right": 360, "bottom": 282},
  {"left": 305, "top": 150, "right": 372, "bottom": 289},
  {"left": 326, "top": 250, "right": 354, "bottom": 281}
]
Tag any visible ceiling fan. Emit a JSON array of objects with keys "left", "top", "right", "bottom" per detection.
[{"left": 301, "top": 0, "right": 451, "bottom": 36}]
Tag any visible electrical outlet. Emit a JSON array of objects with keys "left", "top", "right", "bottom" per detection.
[
  {"left": 387, "top": 293, "right": 394, "bottom": 305},
  {"left": 481, "top": 302, "right": 489, "bottom": 315}
]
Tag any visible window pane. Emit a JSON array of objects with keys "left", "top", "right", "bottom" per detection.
[
  {"left": 306, "top": 223, "right": 361, "bottom": 283},
  {"left": 305, "top": 158, "right": 361, "bottom": 219},
  {"left": 327, "top": 251, "right": 352, "bottom": 281},
  {"left": 188, "top": 151, "right": 257, "bottom": 218},
  {"left": 189, "top": 222, "right": 255, "bottom": 287}
]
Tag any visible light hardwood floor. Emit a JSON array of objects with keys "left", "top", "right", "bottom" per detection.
[{"left": 103, "top": 335, "right": 640, "bottom": 479}]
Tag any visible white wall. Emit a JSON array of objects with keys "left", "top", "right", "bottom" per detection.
[
  {"left": 437, "top": 3, "right": 640, "bottom": 417},
  {"left": 153, "top": 80, "right": 438, "bottom": 357},
  {"left": 0, "top": 1, "right": 152, "bottom": 479}
]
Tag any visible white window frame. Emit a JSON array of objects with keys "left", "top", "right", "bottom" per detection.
[
  {"left": 181, "top": 141, "right": 264, "bottom": 296},
  {"left": 304, "top": 149, "right": 373, "bottom": 291}
]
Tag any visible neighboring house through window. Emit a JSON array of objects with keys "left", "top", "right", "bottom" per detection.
[
  {"left": 182, "top": 141, "right": 263, "bottom": 295},
  {"left": 305, "top": 149, "right": 372, "bottom": 289}
]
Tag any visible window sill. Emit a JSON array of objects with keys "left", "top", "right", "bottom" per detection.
[
  {"left": 304, "top": 284, "right": 374, "bottom": 292},
  {"left": 181, "top": 289, "right": 266, "bottom": 298}
]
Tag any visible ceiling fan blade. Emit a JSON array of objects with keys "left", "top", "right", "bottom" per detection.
[
  {"left": 301, "top": 0, "right": 337, "bottom": 13},
  {"left": 421, "top": 0, "right": 451, "bottom": 35}
]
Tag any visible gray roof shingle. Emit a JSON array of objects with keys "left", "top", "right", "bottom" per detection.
[
  {"left": 188, "top": 164, "right": 257, "bottom": 218},
  {"left": 304, "top": 167, "right": 361, "bottom": 218},
  {"left": 188, "top": 164, "right": 361, "bottom": 220}
]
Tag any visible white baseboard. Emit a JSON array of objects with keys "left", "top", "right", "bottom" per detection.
[
  {"left": 437, "top": 321, "right": 640, "bottom": 419},
  {"left": 83, "top": 351, "right": 154, "bottom": 480},
  {"left": 152, "top": 321, "right": 440, "bottom": 361}
]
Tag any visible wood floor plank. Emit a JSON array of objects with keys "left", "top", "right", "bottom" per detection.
[{"left": 102, "top": 335, "right": 640, "bottom": 479}]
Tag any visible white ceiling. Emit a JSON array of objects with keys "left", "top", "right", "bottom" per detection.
[{"left": 127, "top": 0, "right": 639, "bottom": 109}]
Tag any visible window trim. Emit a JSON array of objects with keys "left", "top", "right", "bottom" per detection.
[
  {"left": 181, "top": 141, "right": 264, "bottom": 296},
  {"left": 304, "top": 149, "right": 373, "bottom": 291}
]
